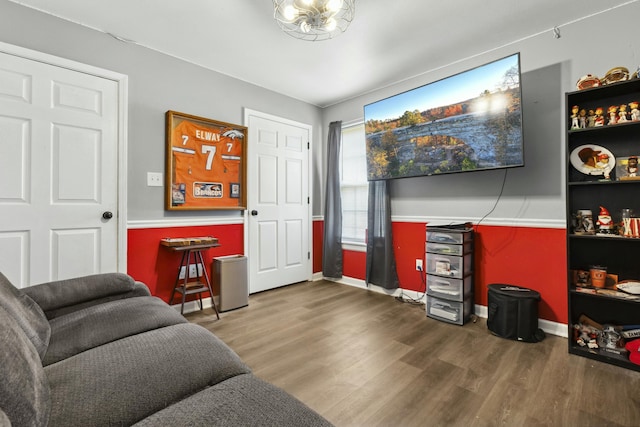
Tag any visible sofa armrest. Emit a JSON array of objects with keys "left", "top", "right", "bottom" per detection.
[{"left": 23, "top": 273, "right": 151, "bottom": 319}]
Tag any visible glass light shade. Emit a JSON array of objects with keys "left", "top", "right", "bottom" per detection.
[
  {"left": 273, "top": 0, "right": 355, "bottom": 41},
  {"left": 283, "top": 5, "right": 297, "bottom": 21},
  {"left": 326, "top": 0, "right": 343, "bottom": 13},
  {"left": 325, "top": 18, "right": 337, "bottom": 32}
]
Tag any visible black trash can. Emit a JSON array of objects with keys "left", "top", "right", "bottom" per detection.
[{"left": 487, "top": 284, "right": 545, "bottom": 342}]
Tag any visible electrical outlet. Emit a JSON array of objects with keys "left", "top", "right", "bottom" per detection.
[
  {"left": 147, "top": 172, "right": 163, "bottom": 187},
  {"left": 178, "top": 264, "right": 202, "bottom": 279},
  {"left": 189, "top": 264, "right": 199, "bottom": 278},
  {"left": 415, "top": 259, "right": 423, "bottom": 271}
]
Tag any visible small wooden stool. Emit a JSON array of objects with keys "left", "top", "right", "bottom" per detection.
[{"left": 162, "top": 238, "right": 220, "bottom": 318}]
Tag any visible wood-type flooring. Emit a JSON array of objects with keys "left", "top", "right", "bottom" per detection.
[{"left": 186, "top": 280, "right": 640, "bottom": 427}]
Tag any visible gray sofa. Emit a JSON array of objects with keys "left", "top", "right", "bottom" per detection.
[{"left": 0, "top": 272, "right": 332, "bottom": 427}]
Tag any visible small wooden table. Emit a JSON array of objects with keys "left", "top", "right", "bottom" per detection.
[{"left": 163, "top": 241, "right": 221, "bottom": 318}]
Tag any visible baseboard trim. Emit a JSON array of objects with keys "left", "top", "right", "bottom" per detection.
[
  {"left": 321, "top": 275, "right": 568, "bottom": 338},
  {"left": 473, "top": 304, "right": 567, "bottom": 338},
  {"left": 186, "top": 276, "right": 569, "bottom": 338},
  {"left": 323, "top": 276, "right": 404, "bottom": 298},
  {"left": 171, "top": 296, "right": 218, "bottom": 314}
]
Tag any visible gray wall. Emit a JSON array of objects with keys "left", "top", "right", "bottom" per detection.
[
  {"left": 0, "top": 1, "right": 324, "bottom": 221},
  {"left": 323, "top": 2, "right": 640, "bottom": 226},
  {"left": 2, "top": 1, "right": 639, "bottom": 225}
]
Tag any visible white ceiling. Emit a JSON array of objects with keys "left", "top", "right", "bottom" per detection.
[{"left": 9, "top": 0, "right": 635, "bottom": 107}]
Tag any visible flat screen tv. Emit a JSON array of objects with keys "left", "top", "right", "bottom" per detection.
[{"left": 364, "top": 53, "right": 524, "bottom": 180}]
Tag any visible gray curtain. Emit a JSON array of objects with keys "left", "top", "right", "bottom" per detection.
[
  {"left": 322, "top": 121, "right": 343, "bottom": 278},
  {"left": 366, "top": 180, "right": 399, "bottom": 289}
]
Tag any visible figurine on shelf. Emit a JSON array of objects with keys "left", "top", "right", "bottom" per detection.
[
  {"left": 627, "top": 156, "right": 639, "bottom": 177},
  {"left": 629, "top": 101, "right": 640, "bottom": 121},
  {"left": 587, "top": 109, "right": 596, "bottom": 127},
  {"left": 573, "top": 323, "right": 599, "bottom": 348},
  {"left": 598, "top": 325, "right": 625, "bottom": 350},
  {"left": 575, "top": 209, "right": 595, "bottom": 235},
  {"left": 596, "top": 153, "right": 613, "bottom": 179},
  {"left": 579, "top": 108, "right": 588, "bottom": 128},
  {"left": 571, "top": 105, "right": 580, "bottom": 129},
  {"left": 594, "top": 107, "right": 605, "bottom": 126},
  {"left": 596, "top": 206, "right": 616, "bottom": 235},
  {"left": 618, "top": 104, "right": 629, "bottom": 123},
  {"left": 607, "top": 105, "right": 618, "bottom": 125}
]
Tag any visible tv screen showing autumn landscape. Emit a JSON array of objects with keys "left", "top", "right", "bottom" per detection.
[{"left": 364, "top": 53, "right": 524, "bottom": 180}]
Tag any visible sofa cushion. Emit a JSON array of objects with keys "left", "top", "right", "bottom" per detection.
[
  {"left": 45, "top": 323, "right": 250, "bottom": 426},
  {"left": 38, "top": 281, "right": 152, "bottom": 319},
  {"left": 0, "top": 305, "right": 51, "bottom": 426},
  {"left": 132, "top": 373, "right": 334, "bottom": 427},
  {"left": 44, "top": 296, "right": 188, "bottom": 365},
  {"left": 0, "top": 272, "right": 51, "bottom": 360},
  {"left": 23, "top": 272, "right": 143, "bottom": 316}
]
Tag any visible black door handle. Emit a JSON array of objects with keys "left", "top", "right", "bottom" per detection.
[
  {"left": 102, "top": 211, "right": 113, "bottom": 220},
  {"left": 251, "top": 210, "right": 258, "bottom": 216}
]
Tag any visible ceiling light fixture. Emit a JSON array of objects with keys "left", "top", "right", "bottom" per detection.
[{"left": 273, "top": 0, "right": 355, "bottom": 41}]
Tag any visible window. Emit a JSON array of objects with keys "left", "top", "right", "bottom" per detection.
[{"left": 340, "top": 123, "right": 368, "bottom": 244}]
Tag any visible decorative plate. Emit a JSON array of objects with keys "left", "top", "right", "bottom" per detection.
[
  {"left": 617, "top": 281, "right": 640, "bottom": 295},
  {"left": 570, "top": 145, "right": 615, "bottom": 176}
]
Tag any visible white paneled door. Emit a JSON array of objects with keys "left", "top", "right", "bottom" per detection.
[
  {"left": 244, "top": 110, "right": 312, "bottom": 293},
  {"left": 0, "top": 47, "right": 123, "bottom": 287}
]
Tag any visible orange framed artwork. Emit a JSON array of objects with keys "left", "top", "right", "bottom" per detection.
[{"left": 165, "top": 110, "right": 247, "bottom": 210}]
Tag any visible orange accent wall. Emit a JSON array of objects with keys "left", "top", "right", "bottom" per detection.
[
  {"left": 312, "top": 220, "right": 567, "bottom": 324},
  {"left": 127, "top": 224, "right": 244, "bottom": 303}
]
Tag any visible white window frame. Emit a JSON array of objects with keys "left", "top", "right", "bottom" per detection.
[{"left": 340, "top": 122, "right": 368, "bottom": 251}]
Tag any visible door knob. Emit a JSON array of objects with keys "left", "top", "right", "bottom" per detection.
[
  {"left": 251, "top": 210, "right": 258, "bottom": 216},
  {"left": 102, "top": 211, "right": 114, "bottom": 220}
]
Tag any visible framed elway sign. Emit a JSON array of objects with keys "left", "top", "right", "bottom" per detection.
[{"left": 165, "top": 110, "right": 247, "bottom": 210}]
